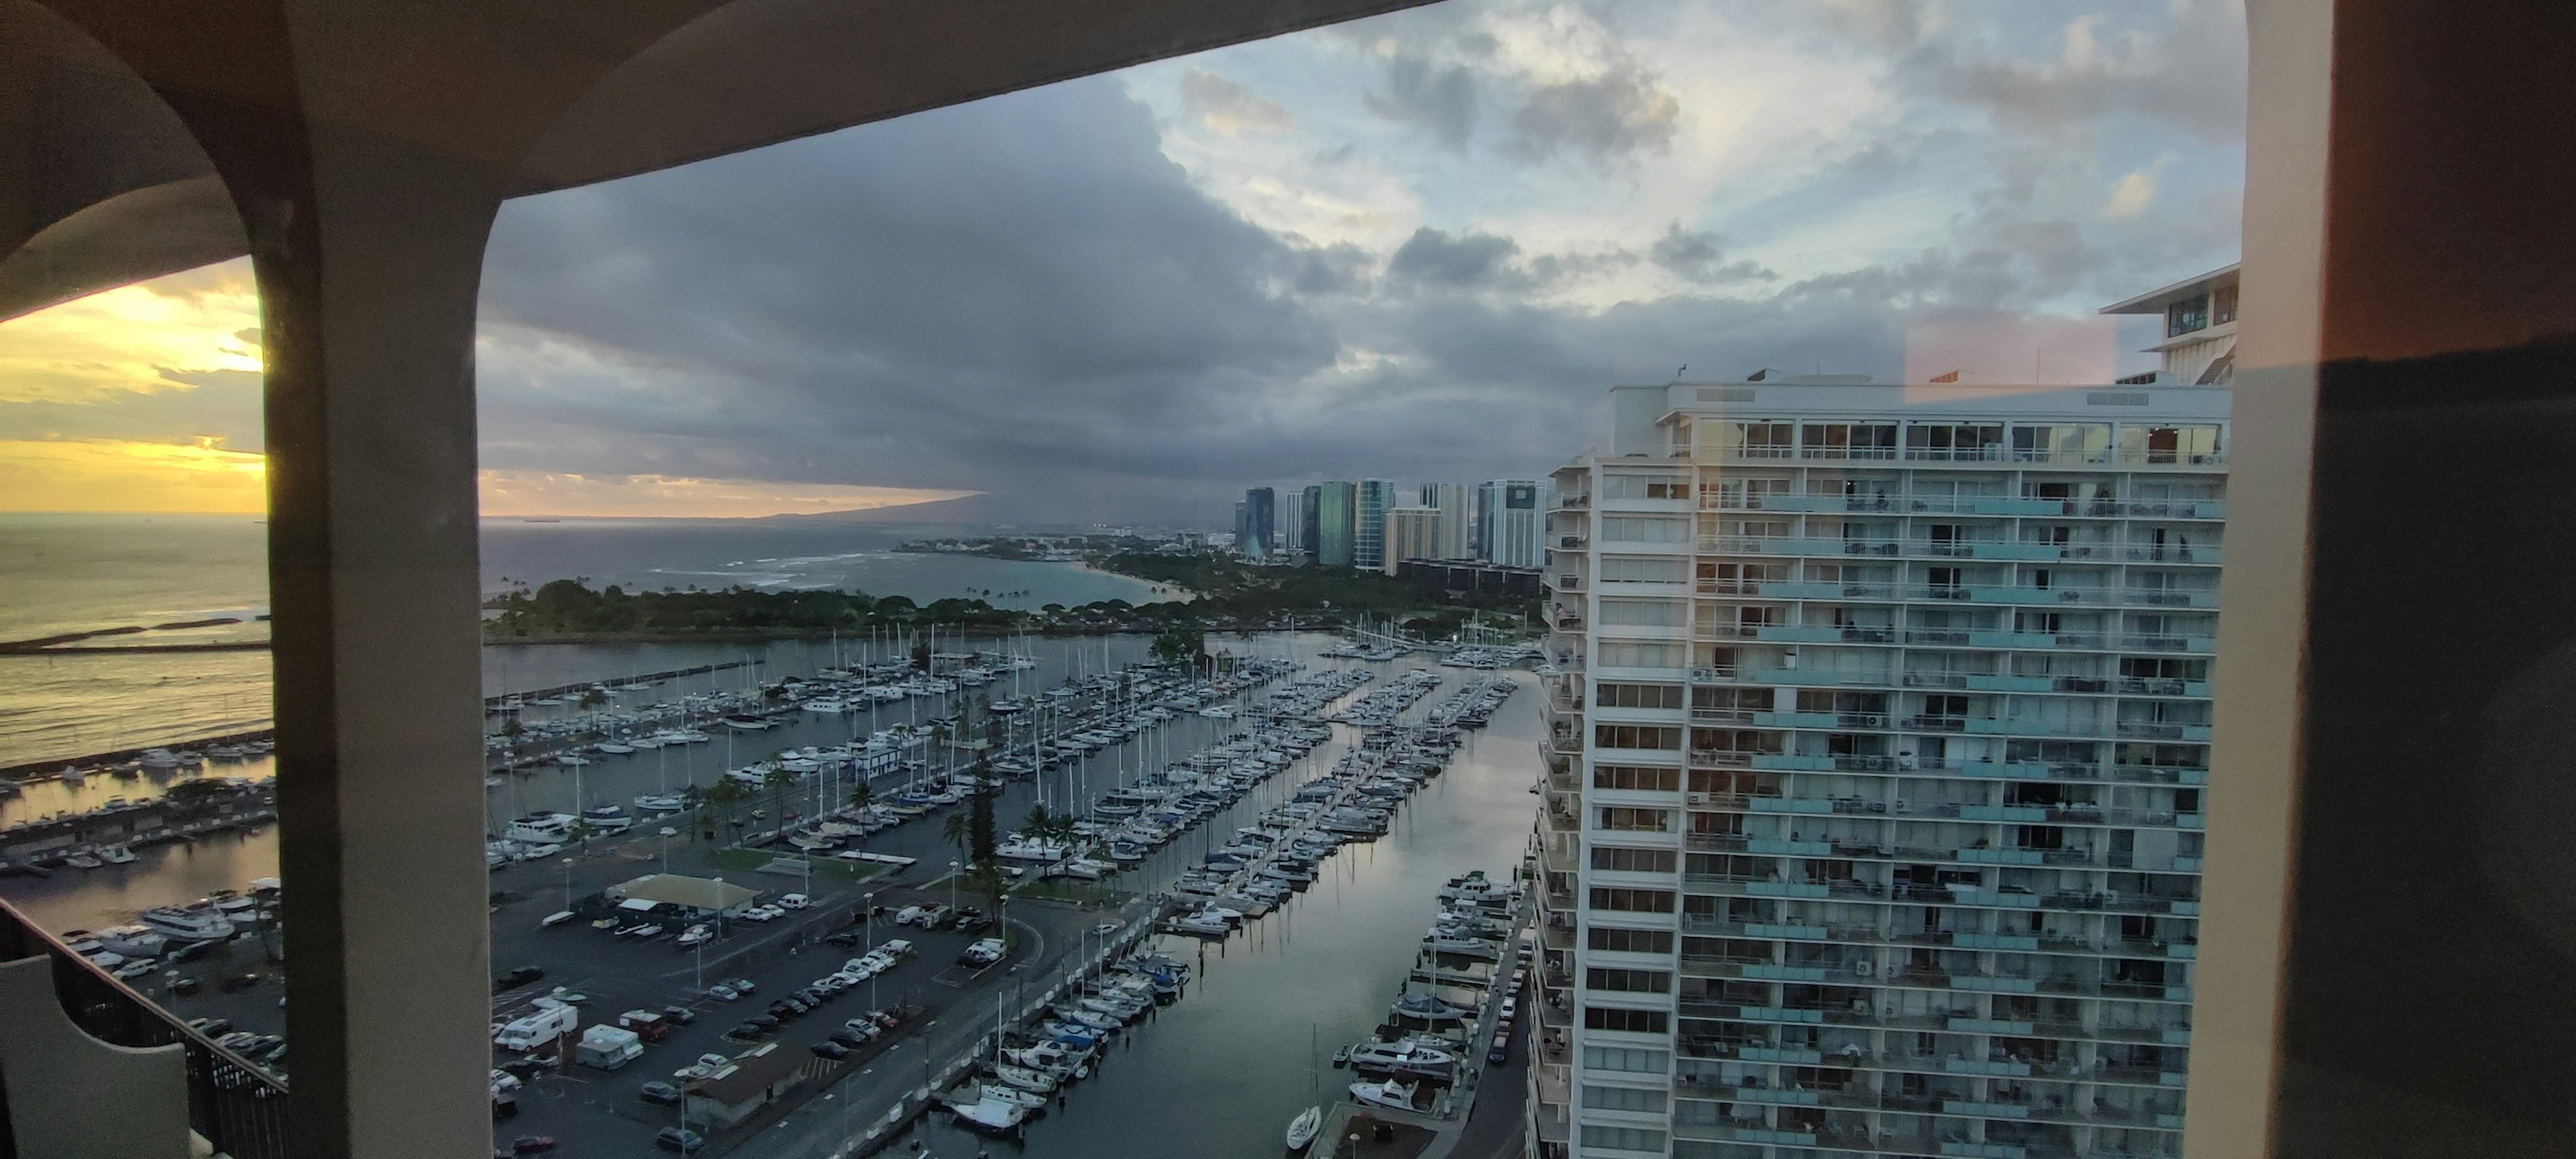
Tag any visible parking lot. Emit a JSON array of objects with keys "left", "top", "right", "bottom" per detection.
[{"left": 478, "top": 817, "right": 1116, "bottom": 1159}]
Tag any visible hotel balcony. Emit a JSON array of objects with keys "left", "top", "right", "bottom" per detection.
[{"left": 0, "top": 898, "right": 290, "bottom": 1159}]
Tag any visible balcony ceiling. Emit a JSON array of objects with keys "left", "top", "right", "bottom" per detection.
[{"left": 0, "top": 0, "right": 1439, "bottom": 321}]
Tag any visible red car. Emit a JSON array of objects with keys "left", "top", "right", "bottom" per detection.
[{"left": 511, "top": 1138, "right": 557, "bottom": 1154}]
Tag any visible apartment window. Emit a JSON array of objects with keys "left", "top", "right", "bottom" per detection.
[
  {"left": 1587, "top": 968, "right": 1674, "bottom": 994},
  {"left": 1603, "top": 474, "right": 1690, "bottom": 500},
  {"left": 2012, "top": 423, "right": 2112, "bottom": 463},
  {"left": 1723, "top": 422, "right": 1794, "bottom": 459},
  {"left": 1698, "top": 560, "right": 1783, "bottom": 592},
  {"left": 2121, "top": 423, "right": 2223, "bottom": 464},
  {"left": 1582, "top": 1085, "right": 1671, "bottom": 1113},
  {"left": 1591, "top": 845, "right": 1679, "bottom": 873},
  {"left": 1714, "top": 478, "right": 1790, "bottom": 509},
  {"left": 1799, "top": 422, "right": 1898, "bottom": 459},
  {"left": 2212, "top": 284, "right": 2239, "bottom": 325},
  {"left": 1583, "top": 1007, "right": 1672, "bottom": 1035},
  {"left": 2167, "top": 292, "right": 2211, "bottom": 337},
  {"left": 1596, "top": 807, "right": 1674, "bottom": 833},
  {"left": 1582, "top": 1045, "right": 1670, "bottom": 1073},
  {"left": 1594, "top": 724, "right": 1682, "bottom": 751},
  {"left": 1906, "top": 422, "right": 2006, "bottom": 461},
  {"left": 1587, "top": 926, "right": 1675, "bottom": 955},
  {"left": 1597, "top": 683, "right": 1685, "bottom": 710},
  {"left": 1589, "top": 887, "right": 1676, "bottom": 913},
  {"left": 1601, "top": 516, "right": 1690, "bottom": 543},
  {"left": 1593, "top": 766, "right": 1680, "bottom": 793},
  {"left": 1597, "top": 641, "right": 1684, "bottom": 669},
  {"left": 1600, "top": 556, "right": 1687, "bottom": 584},
  {"left": 1692, "top": 728, "right": 1782, "bottom": 755},
  {"left": 1597, "top": 599, "right": 1686, "bottom": 628}
]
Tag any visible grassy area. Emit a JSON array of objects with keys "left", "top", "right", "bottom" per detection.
[{"left": 1010, "top": 879, "right": 1128, "bottom": 906}]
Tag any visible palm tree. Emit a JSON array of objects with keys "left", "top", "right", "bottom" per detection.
[
  {"left": 762, "top": 765, "right": 796, "bottom": 822},
  {"left": 703, "top": 778, "right": 749, "bottom": 840},
  {"left": 848, "top": 779, "right": 876, "bottom": 811},
  {"left": 941, "top": 811, "right": 972, "bottom": 861}
]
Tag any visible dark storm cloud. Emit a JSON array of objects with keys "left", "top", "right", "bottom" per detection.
[
  {"left": 1505, "top": 60, "right": 1682, "bottom": 168},
  {"left": 470, "top": 65, "right": 2191, "bottom": 527},
  {"left": 1360, "top": 55, "right": 1483, "bottom": 151},
  {"left": 1648, "top": 223, "right": 1774, "bottom": 285},
  {"left": 1386, "top": 227, "right": 1523, "bottom": 289}
]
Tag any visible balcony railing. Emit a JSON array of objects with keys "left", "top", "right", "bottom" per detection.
[{"left": 0, "top": 897, "right": 290, "bottom": 1159}]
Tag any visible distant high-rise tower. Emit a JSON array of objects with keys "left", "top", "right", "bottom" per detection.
[
  {"left": 1301, "top": 484, "right": 1324, "bottom": 558},
  {"left": 1383, "top": 506, "right": 1444, "bottom": 575},
  {"left": 1230, "top": 500, "right": 1247, "bottom": 549},
  {"left": 1240, "top": 488, "right": 1275, "bottom": 559},
  {"left": 1277, "top": 488, "right": 1307, "bottom": 558},
  {"left": 1419, "top": 482, "right": 1471, "bottom": 559},
  {"left": 1316, "top": 481, "right": 1356, "bottom": 567},
  {"left": 1477, "top": 480, "right": 1548, "bottom": 567},
  {"left": 1355, "top": 480, "right": 1394, "bottom": 569}
]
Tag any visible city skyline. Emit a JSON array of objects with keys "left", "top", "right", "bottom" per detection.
[{"left": 0, "top": 0, "right": 2243, "bottom": 522}]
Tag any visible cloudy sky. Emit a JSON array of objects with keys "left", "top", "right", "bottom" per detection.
[{"left": 1, "top": 0, "right": 2245, "bottom": 522}]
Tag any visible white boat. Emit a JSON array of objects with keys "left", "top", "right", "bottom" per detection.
[
  {"left": 987, "top": 1064, "right": 1057, "bottom": 1093},
  {"left": 1390, "top": 993, "right": 1471, "bottom": 1024},
  {"left": 96, "top": 925, "right": 168, "bottom": 957},
  {"left": 1347, "top": 1038, "right": 1458, "bottom": 1077},
  {"left": 950, "top": 1095, "right": 1028, "bottom": 1133},
  {"left": 1286, "top": 1105, "right": 1323, "bottom": 1150},
  {"left": 975, "top": 1082, "right": 1045, "bottom": 1110},
  {"left": 140, "top": 905, "right": 237, "bottom": 943},
  {"left": 99, "top": 844, "right": 137, "bottom": 865},
  {"left": 1349, "top": 1077, "right": 1419, "bottom": 1111},
  {"left": 633, "top": 794, "right": 686, "bottom": 814},
  {"left": 64, "top": 852, "right": 104, "bottom": 870}
]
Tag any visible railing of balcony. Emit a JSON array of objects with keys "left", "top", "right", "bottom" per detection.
[{"left": 0, "top": 897, "right": 290, "bottom": 1159}]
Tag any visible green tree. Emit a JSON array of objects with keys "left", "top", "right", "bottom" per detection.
[
  {"left": 577, "top": 687, "right": 608, "bottom": 710},
  {"left": 702, "top": 778, "right": 749, "bottom": 839},
  {"left": 1148, "top": 624, "right": 1205, "bottom": 670},
  {"left": 848, "top": 779, "right": 877, "bottom": 811},
  {"left": 762, "top": 765, "right": 796, "bottom": 821},
  {"left": 969, "top": 774, "right": 998, "bottom": 864},
  {"left": 911, "top": 639, "right": 932, "bottom": 672},
  {"left": 941, "top": 811, "right": 972, "bottom": 861}
]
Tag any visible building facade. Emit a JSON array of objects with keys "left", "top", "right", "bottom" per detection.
[
  {"left": 1356, "top": 478, "right": 1395, "bottom": 570},
  {"left": 1317, "top": 480, "right": 1356, "bottom": 568},
  {"left": 1239, "top": 487, "right": 1277, "bottom": 559},
  {"left": 1279, "top": 488, "right": 1307, "bottom": 557},
  {"left": 1300, "top": 484, "right": 1324, "bottom": 558},
  {"left": 1481, "top": 479, "right": 1548, "bottom": 567},
  {"left": 1529, "top": 376, "right": 2224, "bottom": 1159},
  {"left": 1383, "top": 505, "right": 1445, "bottom": 574},
  {"left": 1422, "top": 482, "right": 1473, "bottom": 559}
]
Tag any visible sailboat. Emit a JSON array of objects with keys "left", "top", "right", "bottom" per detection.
[{"left": 1286, "top": 1024, "right": 1323, "bottom": 1151}]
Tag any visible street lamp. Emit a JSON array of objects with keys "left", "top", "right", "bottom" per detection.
[{"left": 949, "top": 861, "right": 961, "bottom": 916}]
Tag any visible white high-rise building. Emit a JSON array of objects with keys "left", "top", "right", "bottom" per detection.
[
  {"left": 1278, "top": 488, "right": 1308, "bottom": 557},
  {"left": 1383, "top": 505, "right": 1444, "bottom": 574},
  {"left": 1529, "top": 351, "right": 2225, "bottom": 1156},
  {"left": 1480, "top": 479, "right": 1549, "bottom": 567},
  {"left": 1421, "top": 482, "right": 1473, "bottom": 559}
]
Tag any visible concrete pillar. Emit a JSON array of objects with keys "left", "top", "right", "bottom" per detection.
[
  {"left": 2194, "top": 1, "right": 2576, "bottom": 1156},
  {"left": 254, "top": 144, "right": 501, "bottom": 1158}
]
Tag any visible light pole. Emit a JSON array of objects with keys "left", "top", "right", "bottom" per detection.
[{"left": 949, "top": 861, "right": 961, "bottom": 916}]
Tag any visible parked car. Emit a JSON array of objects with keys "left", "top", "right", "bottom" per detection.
[
  {"left": 492, "top": 967, "right": 545, "bottom": 994},
  {"left": 829, "top": 1028, "right": 870, "bottom": 1048},
  {"left": 809, "top": 1040, "right": 849, "bottom": 1059},
  {"left": 498, "top": 1056, "right": 550, "bottom": 1081},
  {"left": 655, "top": 1127, "right": 704, "bottom": 1153},
  {"left": 723, "top": 1022, "right": 766, "bottom": 1042},
  {"left": 661, "top": 1005, "right": 698, "bottom": 1026},
  {"left": 749, "top": 1014, "right": 782, "bottom": 1032},
  {"left": 509, "top": 1136, "right": 557, "bottom": 1154},
  {"left": 729, "top": 978, "right": 756, "bottom": 994},
  {"left": 638, "top": 1081, "right": 682, "bottom": 1106},
  {"left": 674, "top": 925, "right": 711, "bottom": 948},
  {"left": 957, "top": 937, "right": 1006, "bottom": 967},
  {"left": 767, "top": 1001, "right": 799, "bottom": 1020},
  {"left": 187, "top": 1017, "right": 233, "bottom": 1036},
  {"left": 843, "top": 1017, "right": 883, "bottom": 1040},
  {"left": 778, "top": 893, "right": 812, "bottom": 909},
  {"left": 707, "top": 985, "right": 739, "bottom": 1002}
]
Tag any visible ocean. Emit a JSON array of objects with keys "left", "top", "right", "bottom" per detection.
[{"left": 0, "top": 512, "right": 1175, "bottom": 769}]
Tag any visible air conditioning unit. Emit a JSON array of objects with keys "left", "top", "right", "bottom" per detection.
[{"left": 1687, "top": 792, "right": 1711, "bottom": 805}]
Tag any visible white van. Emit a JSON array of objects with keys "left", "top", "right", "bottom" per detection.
[
  {"left": 877, "top": 938, "right": 914, "bottom": 960},
  {"left": 574, "top": 1024, "right": 643, "bottom": 1070},
  {"left": 493, "top": 999, "right": 579, "bottom": 1052},
  {"left": 893, "top": 905, "right": 926, "bottom": 927}
]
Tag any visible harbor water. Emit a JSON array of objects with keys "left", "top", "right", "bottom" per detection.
[
  {"left": 894, "top": 660, "right": 1540, "bottom": 1159},
  {"left": 0, "top": 512, "right": 1174, "bottom": 769}
]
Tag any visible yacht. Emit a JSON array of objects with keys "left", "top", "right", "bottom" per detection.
[
  {"left": 949, "top": 1095, "right": 1028, "bottom": 1134},
  {"left": 140, "top": 905, "right": 238, "bottom": 943},
  {"left": 97, "top": 925, "right": 168, "bottom": 957},
  {"left": 1349, "top": 1077, "right": 1419, "bottom": 1111},
  {"left": 1346, "top": 1038, "right": 1458, "bottom": 1078},
  {"left": 801, "top": 697, "right": 849, "bottom": 714},
  {"left": 64, "top": 851, "right": 104, "bottom": 870},
  {"left": 99, "top": 844, "right": 137, "bottom": 865},
  {"left": 633, "top": 793, "right": 686, "bottom": 814}
]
